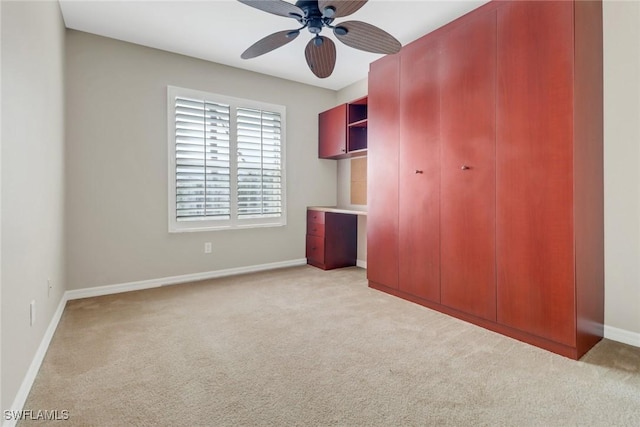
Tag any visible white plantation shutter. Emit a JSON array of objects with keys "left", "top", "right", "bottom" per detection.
[
  {"left": 168, "top": 86, "right": 286, "bottom": 232},
  {"left": 237, "top": 108, "right": 283, "bottom": 219},
  {"left": 175, "top": 98, "right": 231, "bottom": 221}
]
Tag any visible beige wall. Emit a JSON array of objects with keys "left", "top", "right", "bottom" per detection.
[
  {"left": 64, "top": 31, "right": 338, "bottom": 290},
  {"left": 1, "top": 0, "right": 3, "bottom": 411},
  {"left": 1, "top": 0, "right": 67, "bottom": 411},
  {"left": 603, "top": 0, "right": 640, "bottom": 337}
]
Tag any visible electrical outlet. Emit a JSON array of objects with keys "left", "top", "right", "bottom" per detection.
[
  {"left": 30, "top": 300, "right": 36, "bottom": 326},
  {"left": 204, "top": 242, "right": 212, "bottom": 254}
]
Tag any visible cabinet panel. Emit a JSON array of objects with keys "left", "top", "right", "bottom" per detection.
[
  {"left": 367, "top": 54, "right": 400, "bottom": 289},
  {"left": 306, "top": 221, "right": 325, "bottom": 237},
  {"left": 398, "top": 38, "right": 441, "bottom": 302},
  {"left": 306, "top": 235, "right": 325, "bottom": 265},
  {"left": 307, "top": 209, "right": 325, "bottom": 225},
  {"left": 496, "top": 1, "right": 575, "bottom": 346},
  {"left": 573, "top": 0, "right": 604, "bottom": 357},
  {"left": 318, "top": 104, "right": 347, "bottom": 158},
  {"left": 325, "top": 213, "right": 357, "bottom": 269},
  {"left": 440, "top": 11, "right": 497, "bottom": 320},
  {"left": 306, "top": 210, "right": 357, "bottom": 270}
]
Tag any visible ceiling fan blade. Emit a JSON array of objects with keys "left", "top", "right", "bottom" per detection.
[
  {"left": 319, "top": 0, "right": 367, "bottom": 18},
  {"left": 305, "top": 36, "right": 336, "bottom": 78},
  {"left": 241, "top": 30, "right": 300, "bottom": 59},
  {"left": 334, "top": 20, "right": 401, "bottom": 54},
  {"left": 237, "top": 0, "right": 303, "bottom": 19}
]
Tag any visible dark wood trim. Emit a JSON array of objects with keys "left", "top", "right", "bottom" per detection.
[
  {"left": 369, "top": 281, "right": 580, "bottom": 360},
  {"left": 573, "top": 0, "right": 605, "bottom": 359}
]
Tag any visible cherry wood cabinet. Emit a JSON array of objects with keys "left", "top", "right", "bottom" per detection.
[
  {"left": 318, "top": 97, "right": 368, "bottom": 159},
  {"left": 367, "top": 0, "right": 603, "bottom": 359},
  {"left": 367, "top": 54, "right": 400, "bottom": 289},
  {"left": 495, "top": 0, "right": 604, "bottom": 354},
  {"left": 495, "top": 0, "right": 575, "bottom": 346},
  {"left": 440, "top": 10, "right": 497, "bottom": 321},
  {"left": 398, "top": 37, "right": 441, "bottom": 303},
  {"left": 306, "top": 209, "right": 357, "bottom": 270},
  {"left": 318, "top": 104, "right": 347, "bottom": 158}
]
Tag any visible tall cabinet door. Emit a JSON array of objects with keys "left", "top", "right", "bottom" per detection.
[
  {"left": 398, "top": 38, "right": 441, "bottom": 302},
  {"left": 367, "top": 54, "right": 400, "bottom": 289},
  {"left": 440, "top": 11, "right": 497, "bottom": 320},
  {"left": 496, "top": 1, "right": 576, "bottom": 346}
]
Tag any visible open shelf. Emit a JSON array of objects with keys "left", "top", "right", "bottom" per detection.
[
  {"left": 318, "top": 96, "right": 368, "bottom": 160},
  {"left": 348, "top": 127, "right": 367, "bottom": 152},
  {"left": 348, "top": 100, "right": 368, "bottom": 125},
  {"left": 348, "top": 118, "right": 368, "bottom": 128}
]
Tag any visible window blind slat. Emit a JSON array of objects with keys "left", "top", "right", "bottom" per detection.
[
  {"left": 175, "top": 96, "right": 231, "bottom": 222},
  {"left": 237, "top": 107, "right": 282, "bottom": 219}
]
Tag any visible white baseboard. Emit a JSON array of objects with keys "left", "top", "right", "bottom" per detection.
[
  {"left": 604, "top": 325, "right": 640, "bottom": 348},
  {"left": 65, "top": 258, "right": 307, "bottom": 300},
  {"left": 356, "top": 259, "right": 367, "bottom": 269},
  {"left": 4, "top": 295, "right": 68, "bottom": 427}
]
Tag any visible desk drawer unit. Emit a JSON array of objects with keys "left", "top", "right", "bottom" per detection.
[{"left": 306, "top": 208, "right": 357, "bottom": 270}]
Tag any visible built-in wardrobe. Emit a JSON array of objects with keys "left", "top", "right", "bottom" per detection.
[{"left": 367, "top": 0, "right": 603, "bottom": 359}]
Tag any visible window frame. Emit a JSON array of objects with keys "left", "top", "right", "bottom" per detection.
[{"left": 167, "top": 86, "right": 287, "bottom": 233}]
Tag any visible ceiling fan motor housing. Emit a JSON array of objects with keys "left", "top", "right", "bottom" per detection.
[{"left": 295, "top": 0, "right": 335, "bottom": 34}]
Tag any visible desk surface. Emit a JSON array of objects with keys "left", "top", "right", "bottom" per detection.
[{"left": 307, "top": 206, "right": 367, "bottom": 216}]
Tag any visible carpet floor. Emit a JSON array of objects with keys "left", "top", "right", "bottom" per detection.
[{"left": 21, "top": 266, "right": 640, "bottom": 426}]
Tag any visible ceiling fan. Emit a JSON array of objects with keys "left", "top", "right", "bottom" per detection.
[{"left": 237, "top": 0, "right": 402, "bottom": 78}]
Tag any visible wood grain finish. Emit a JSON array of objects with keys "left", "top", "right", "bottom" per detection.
[
  {"left": 306, "top": 209, "right": 357, "bottom": 270},
  {"left": 319, "top": 98, "right": 369, "bottom": 159},
  {"left": 306, "top": 235, "right": 325, "bottom": 266},
  {"left": 440, "top": 10, "right": 497, "bottom": 320},
  {"left": 307, "top": 209, "right": 325, "bottom": 225},
  {"left": 398, "top": 37, "right": 441, "bottom": 302},
  {"left": 367, "top": 54, "right": 400, "bottom": 289},
  {"left": 307, "top": 221, "right": 325, "bottom": 237},
  {"left": 574, "top": 0, "right": 604, "bottom": 358},
  {"left": 369, "top": 280, "right": 583, "bottom": 360},
  {"left": 367, "top": 0, "right": 603, "bottom": 359},
  {"left": 318, "top": 104, "right": 347, "bottom": 158},
  {"left": 496, "top": 0, "right": 576, "bottom": 346}
]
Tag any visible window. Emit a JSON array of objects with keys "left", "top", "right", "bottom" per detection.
[{"left": 168, "top": 86, "right": 286, "bottom": 232}]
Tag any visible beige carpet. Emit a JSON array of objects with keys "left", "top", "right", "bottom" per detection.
[{"left": 22, "top": 266, "right": 640, "bottom": 426}]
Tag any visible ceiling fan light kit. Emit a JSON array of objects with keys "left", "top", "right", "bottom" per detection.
[{"left": 238, "top": 0, "right": 402, "bottom": 78}]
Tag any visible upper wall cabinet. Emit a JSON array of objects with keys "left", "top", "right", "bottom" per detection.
[{"left": 318, "top": 97, "right": 368, "bottom": 159}]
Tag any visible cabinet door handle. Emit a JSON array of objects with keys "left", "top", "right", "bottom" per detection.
[
  {"left": 461, "top": 165, "right": 470, "bottom": 170},
  {"left": 414, "top": 170, "right": 424, "bottom": 174}
]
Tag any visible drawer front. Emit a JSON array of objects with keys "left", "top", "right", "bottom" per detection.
[
  {"left": 306, "top": 235, "right": 325, "bottom": 264},
  {"left": 307, "top": 221, "right": 325, "bottom": 237},
  {"left": 307, "top": 209, "right": 325, "bottom": 225}
]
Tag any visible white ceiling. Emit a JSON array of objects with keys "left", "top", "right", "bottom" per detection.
[{"left": 58, "top": 0, "right": 489, "bottom": 91}]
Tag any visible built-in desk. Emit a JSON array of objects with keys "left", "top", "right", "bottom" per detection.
[{"left": 306, "top": 207, "right": 366, "bottom": 270}]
